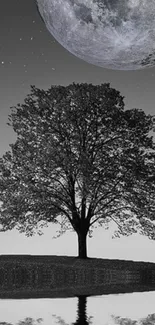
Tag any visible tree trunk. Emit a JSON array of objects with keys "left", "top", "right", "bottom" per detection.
[{"left": 77, "top": 231, "right": 88, "bottom": 259}]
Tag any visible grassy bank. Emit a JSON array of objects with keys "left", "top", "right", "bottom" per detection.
[
  {"left": 0, "top": 255, "right": 155, "bottom": 299},
  {"left": 0, "top": 254, "right": 155, "bottom": 270}
]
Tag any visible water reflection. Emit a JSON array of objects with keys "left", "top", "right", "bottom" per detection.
[
  {"left": 0, "top": 291, "right": 155, "bottom": 325},
  {"left": 0, "top": 318, "right": 43, "bottom": 325},
  {"left": 111, "top": 314, "right": 155, "bottom": 324},
  {"left": 1, "top": 313, "right": 155, "bottom": 325},
  {"left": 73, "top": 296, "right": 92, "bottom": 325}
]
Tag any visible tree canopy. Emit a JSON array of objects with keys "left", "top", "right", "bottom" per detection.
[{"left": 0, "top": 82, "right": 155, "bottom": 258}]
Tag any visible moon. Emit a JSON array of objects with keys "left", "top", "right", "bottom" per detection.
[{"left": 36, "top": 0, "right": 155, "bottom": 70}]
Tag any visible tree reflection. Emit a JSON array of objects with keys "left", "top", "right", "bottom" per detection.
[
  {"left": 73, "top": 296, "right": 91, "bottom": 325},
  {"left": 111, "top": 313, "right": 155, "bottom": 325},
  {"left": 0, "top": 319, "right": 43, "bottom": 325},
  {"left": 0, "top": 323, "right": 13, "bottom": 325},
  {"left": 17, "top": 318, "right": 43, "bottom": 325},
  {"left": 52, "top": 295, "right": 93, "bottom": 325},
  {"left": 1, "top": 308, "right": 155, "bottom": 325}
]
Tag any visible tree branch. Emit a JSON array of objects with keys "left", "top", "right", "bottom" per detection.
[
  {"left": 89, "top": 204, "right": 132, "bottom": 227},
  {"left": 47, "top": 201, "right": 72, "bottom": 224},
  {"left": 108, "top": 215, "right": 124, "bottom": 234},
  {"left": 40, "top": 175, "right": 70, "bottom": 197},
  {"left": 90, "top": 135, "right": 123, "bottom": 164},
  {"left": 90, "top": 177, "right": 121, "bottom": 209},
  {"left": 37, "top": 189, "right": 72, "bottom": 211},
  {"left": 93, "top": 196, "right": 118, "bottom": 216},
  {"left": 81, "top": 197, "right": 86, "bottom": 219},
  {"left": 86, "top": 202, "right": 94, "bottom": 223}
]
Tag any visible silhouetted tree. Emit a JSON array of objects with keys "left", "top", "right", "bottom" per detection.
[{"left": 0, "top": 82, "right": 155, "bottom": 258}]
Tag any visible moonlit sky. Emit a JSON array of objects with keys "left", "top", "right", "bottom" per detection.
[{"left": 0, "top": 0, "right": 155, "bottom": 262}]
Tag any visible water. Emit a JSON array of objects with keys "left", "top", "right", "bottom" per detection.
[{"left": 0, "top": 290, "right": 155, "bottom": 325}]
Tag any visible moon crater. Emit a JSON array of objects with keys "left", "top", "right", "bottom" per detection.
[{"left": 36, "top": 0, "right": 155, "bottom": 70}]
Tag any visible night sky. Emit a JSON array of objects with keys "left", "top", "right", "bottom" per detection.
[{"left": 0, "top": 0, "right": 155, "bottom": 260}]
